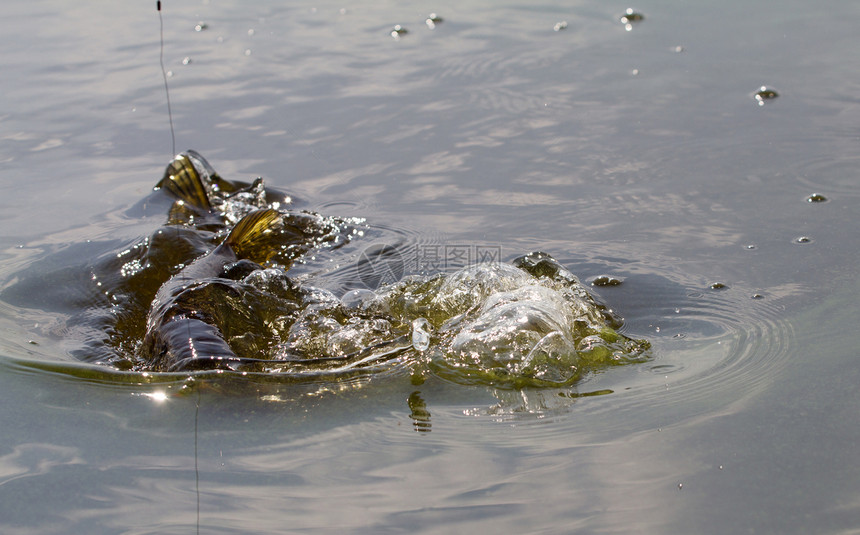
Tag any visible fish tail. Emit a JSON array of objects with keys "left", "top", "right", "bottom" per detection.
[
  {"left": 225, "top": 208, "right": 283, "bottom": 262},
  {"left": 156, "top": 153, "right": 213, "bottom": 211}
]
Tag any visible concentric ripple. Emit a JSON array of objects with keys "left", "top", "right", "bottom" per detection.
[
  {"left": 793, "top": 155, "right": 860, "bottom": 198},
  {"left": 543, "top": 273, "right": 798, "bottom": 430}
]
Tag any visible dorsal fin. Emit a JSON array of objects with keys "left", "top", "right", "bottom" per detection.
[
  {"left": 224, "top": 208, "right": 283, "bottom": 262},
  {"left": 185, "top": 150, "right": 238, "bottom": 194},
  {"left": 156, "top": 153, "right": 212, "bottom": 211}
]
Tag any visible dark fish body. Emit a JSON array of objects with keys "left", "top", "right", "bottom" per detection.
[
  {"left": 141, "top": 244, "right": 238, "bottom": 371},
  {"left": 140, "top": 203, "right": 283, "bottom": 371},
  {"left": 121, "top": 151, "right": 346, "bottom": 372}
]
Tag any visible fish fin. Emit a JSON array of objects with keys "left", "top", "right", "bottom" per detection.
[
  {"left": 156, "top": 153, "right": 213, "bottom": 211},
  {"left": 185, "top": 150, "right": 238, "bottom": 195},
  {"left": 224, "top": 208, "right": 283, "bottom": 262}
]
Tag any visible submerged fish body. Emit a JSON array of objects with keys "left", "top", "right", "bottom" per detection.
[
  {"left": 136, "top": 152, "right": 361, "bottom": 372},
  {"left": 140, "top": 208, "right": 284, "bottom": 371},
  {"left": 134, "top": 153, "right": 649, "bottom": 382}
]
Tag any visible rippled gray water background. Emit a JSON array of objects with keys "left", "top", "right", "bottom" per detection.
[{"left": 2, "top": 0, "right": 860, "bottom": 533}]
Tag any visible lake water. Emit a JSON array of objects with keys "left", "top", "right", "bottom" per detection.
[{"left": 2, "top": 0, "right": 860, "bottom": 533}]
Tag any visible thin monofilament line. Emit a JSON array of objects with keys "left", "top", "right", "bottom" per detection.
[
  {"left": 158, "top": 1, "right": 176, "bottom": 157},
  {"left": 195, "top": 387, "right": 200, "bottom": 535}
]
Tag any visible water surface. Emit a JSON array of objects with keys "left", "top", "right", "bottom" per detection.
[{"left": 2, "top": 0, "right": 860, "bottom": 533}]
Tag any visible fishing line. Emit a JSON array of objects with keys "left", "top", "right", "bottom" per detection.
[
  {"left": 157, "top": 1, "right": 177, "bottom": 156},
  {"left": 158, "top": 4, "right": 195, "bottom": 526},
  {"left": 195, "top": 385, "right": 201, "bottom": 535}
]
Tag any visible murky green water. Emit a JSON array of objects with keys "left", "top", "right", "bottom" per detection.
[{"left": 2, "top": 0, "right": 860, "bottom": 532}]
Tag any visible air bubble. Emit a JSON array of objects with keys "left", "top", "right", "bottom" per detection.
[
  {"left": 620, "top": 8, "right": 644, "bottom": 31},
  {"left": 426, "top": 14, "right": 443, "bottom": 29},
  {"left": 754, "top": 86, "right": 779, "bottom": 106},
  {"left": 592, "top": 275, "right": 624, "bottom": 287},
  {"left": 621, "top": 8, "right": 644, "bottom": 22},
  {"left": 412, "top": 318, "right": 431, "bottom": 351}
]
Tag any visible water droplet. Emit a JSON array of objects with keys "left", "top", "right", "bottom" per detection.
[
  {"left": 673, "top": 45, "right": 684, "bottom": 53},
  {"left": 631, "top": 68, "right": 639, "bottom": 76},
  {"left": 412, "top": 318, "right": 432, "bottom": 351},
  {"left": 244, "top": 49, "right": 252, "bottom": 56},
  {"left": 754, "top": 86, "right": 779, "bottom": 106},
  {"left": 621, "top": 8, "right": 645, "bottom": 21},
  {"left": 709, "top": 282, "right": 728, "bottom": 290},
  {"left": 592, "top": 275, "right": 624, "bottom": 287},
  {"left": 553, "top": 21, "right": 568, "bottom": 32},
  {"left": 426, "top": 13, "right": 443, "bottom": 29},
  {"left": 806, "top": 193, "right": 828, "bottom": 203},
  {"left": 182, "top": 57, "right": 192, "bottom": 65},
  {"left": 247, "top": 28, "right": 255, "bottom": 36},
  {"left": 391, "top": 25, "right": 408, "bottom": 39},
  {"left": 620, "top": 8, "right": 644, "bottom": 31},
  {"left": 794, "top": 236, "right": 812, "bottom": 244},
  {"left": 194, "top": 22, "right": 208, "bottom": 32},
  {"left": 719, "top": 465, "right": 724, "bottom": 470},
  {"left": 745, "top": 244, "right": 757, "bottom": 250},
  {"left": 678, "top": 483, "right": 683, "bottom": 490}
]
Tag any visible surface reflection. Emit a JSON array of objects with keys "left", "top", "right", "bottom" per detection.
[
  {"left": 407, "top": 391, "right": 432, "bottom": 432},
  {"left": 1, "top": 0, "right": 860, "bottom": 533}
]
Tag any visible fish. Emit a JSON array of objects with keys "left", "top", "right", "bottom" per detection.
[
  {"left": 157, "top": 151, "right": 214, "bottom": 211},
  {"left": 140, "top": 207, "right": 284, "bottom": 371},
  {"left": 128, "top": 151, "right": 355, "bottom": 372},
  {"left": 3, "top": 147, "right": 649, "bottom": 384}
]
